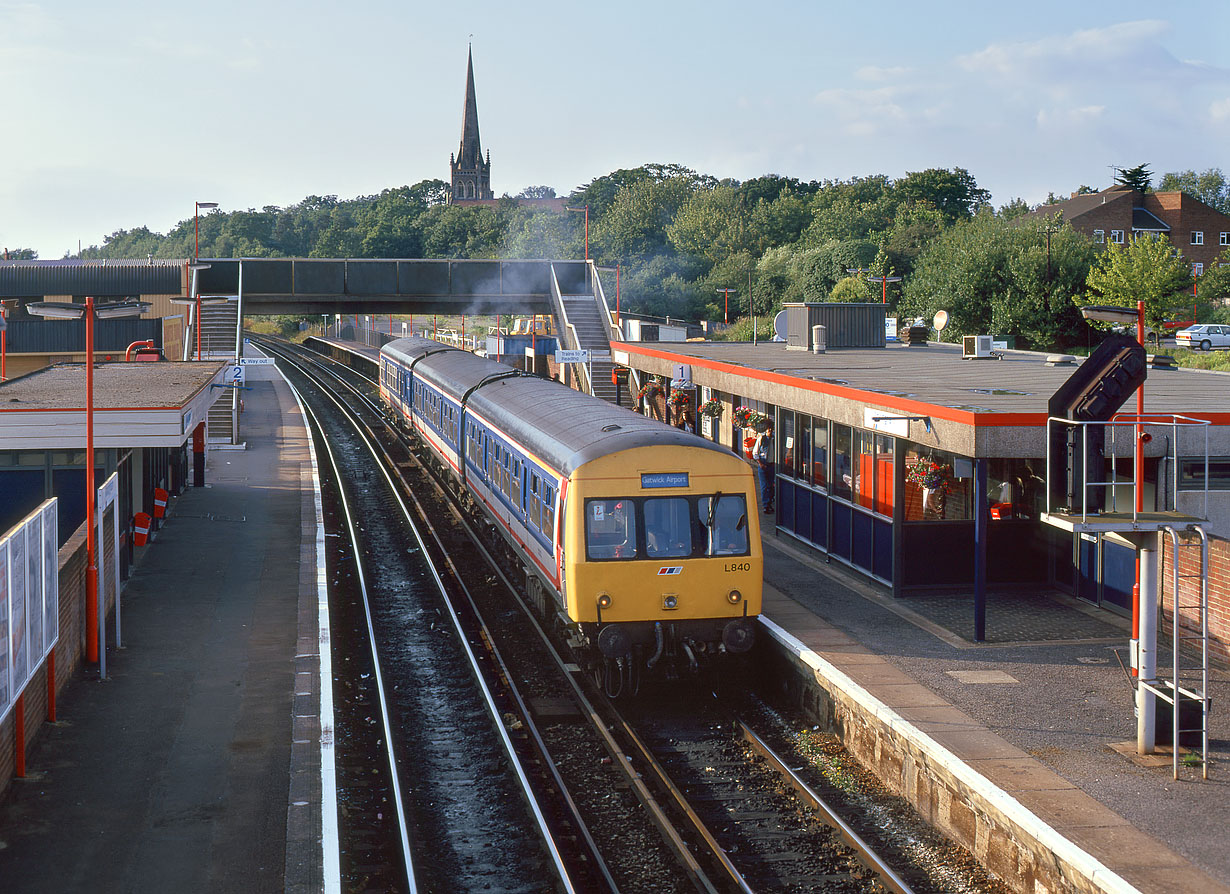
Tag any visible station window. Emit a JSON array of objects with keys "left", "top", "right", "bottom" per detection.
[
  {"left": 1178, "top": 457, "right": 1230, "bottom": 491},
  {"left": 987, "top": 458, "right": 1047, "bottom": 519},
  {"left": 832, "top": 424, "right": 853, "bottom": 501},
  {"left": 903, "top": 444, "right": 973, "bottom": 521}
]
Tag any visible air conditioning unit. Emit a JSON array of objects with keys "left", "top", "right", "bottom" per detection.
[{"left": 963, "top": 335, "right": 993, "bottom": 359}]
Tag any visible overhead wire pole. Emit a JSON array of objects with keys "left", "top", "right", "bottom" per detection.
[{"left": 716, "top": 288, "right": 737, "bottom": 326}]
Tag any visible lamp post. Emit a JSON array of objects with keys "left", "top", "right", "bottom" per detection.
[
  {"left": 27, "top": 298, "right": 149, "bottom": 666},
  {"left": 187, "top": 262, "right": 211, "bottom": 360},
  {"left": 194, "top": 201, "right": 218, "bottom": 262},
  {"left": 716, "top": 288, "right": 736, "bottom": 326}
]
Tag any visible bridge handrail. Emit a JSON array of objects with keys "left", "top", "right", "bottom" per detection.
[
  {"left": 591, "top": 264, "right": 623, "bottom": 346},
  {"left": 548, "top": 266, "right": 591, "bottom": 395}
]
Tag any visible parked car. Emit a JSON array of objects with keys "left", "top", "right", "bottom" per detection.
[{"left": 1175, "top": 324, "right": 1230, "bottom": 351}]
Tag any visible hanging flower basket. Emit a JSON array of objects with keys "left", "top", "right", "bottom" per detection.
[
  {"left": 667, "top": 390, "right": 691, "bottom": 410},
  {"left": 699, "top": 398, "right": 722, "bottom": 418},
  {"left": 907, "top": 456, "right": 948, "bottom": 491},
  {"left": 636, "top": 379, "right": 663, "bottom": 402},
  {"left": 749, "top": 412, "right": 770, "bottom": 432},
  {"left": 732, "top": 405, "right": 754, "bottom": 427}
]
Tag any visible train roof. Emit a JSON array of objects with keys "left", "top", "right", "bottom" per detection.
[
  {"left": 384, "top": 336, "right": 736, "bottom": 476},
  {"left": 381, "top": 336, "right": 459, "bottom": 368},
  {"left": 465, "top": 375, "right": 732, "bottom": 476}
]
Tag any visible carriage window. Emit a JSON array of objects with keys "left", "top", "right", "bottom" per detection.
[
  {"left": 586, "top": 499, "right": 638, "bottom": 559},
  {"left": 699, "top": 494, "right": 748, "bottom": 556},
  {"left": 530, "top": 475, "right": 543, "bottom": 531},
  {"left": 644, "top": 497, "right": 692, "bottom": 558},
  {"left": 544, "top": 487, "right": 556, "bottom": 534}
]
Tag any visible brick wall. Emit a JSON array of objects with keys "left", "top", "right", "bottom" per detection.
[
  {"left": 1161, "top": 531, "right": 1230, "bottom": 666},
  {"left": 0, "top": 523, "right": 90, "bottom": 801},
  {"left": 1143, "top": 193, "right": 1230, "bottom": 271}
]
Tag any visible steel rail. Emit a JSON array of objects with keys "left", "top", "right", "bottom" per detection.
[
  {"left": 736, "top": 720, "right": 917, "bottom": 894},
  {"left": 293, "top": 386, "right": 418, "bottom": 892},
  {"left": 263, "top": 335, "right": 720, "bottom": 893},
  {"left": 263, "top": 339, "right": 583, "bottom": 893}
]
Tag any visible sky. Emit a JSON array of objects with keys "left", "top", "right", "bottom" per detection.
[{"left": 3, "top": 0, "right": 1229, "bottom": 260}]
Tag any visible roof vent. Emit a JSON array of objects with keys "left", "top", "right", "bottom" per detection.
[
  {"left": 601, "top": 424, "right": 622, "bottom": 432},
  {"left": 1045, "top": 354, "right": 1076, "bottom": 366}
]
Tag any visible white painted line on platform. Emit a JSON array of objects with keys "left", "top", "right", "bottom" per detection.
[{"left": 279, "top": 364, "right": 341, "bottom": 894}]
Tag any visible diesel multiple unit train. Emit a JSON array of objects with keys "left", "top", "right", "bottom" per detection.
[{"left": 378, "top": 336, "right": 762, "bottom": 691}]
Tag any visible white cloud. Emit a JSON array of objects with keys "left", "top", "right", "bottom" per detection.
[{"left": 1211, "top": 98, "right": 1230, "bottom": 122}]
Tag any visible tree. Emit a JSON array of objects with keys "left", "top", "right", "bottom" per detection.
[
  {"left": 1115, "top": 163, "right": 1152, "bottom": 191},
  {"left": 1196, "top": 249, "right": 1230, "bottom": 308},
  {"left": 3, "top": 248, "right": 38, "bottom": 260},
  {"left": 515, "top": 185, "right": 557, "bottom": 199},
  {"left": 902, "top": 215, "right": 1096, "bottom": 349},
  {"left": 1158, "top": 168, "right": 1230, "bottom": 214},
  {"left": 830, "top": 276, "right": 873, "bottom": 302},
  {"left": 892, "top": 167, "right": 991, "bottom": 225},
  {"left": 1082, "top": 234, "right": 1194, "bottom": 330}
]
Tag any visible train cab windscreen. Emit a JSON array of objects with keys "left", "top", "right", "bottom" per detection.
[{"left": 585, "top": 494, "right": 749, "bottom": 560}]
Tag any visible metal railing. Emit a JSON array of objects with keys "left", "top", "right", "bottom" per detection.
[{"left": 1044, "top": 414, "right": 1211, "bottom": 523}]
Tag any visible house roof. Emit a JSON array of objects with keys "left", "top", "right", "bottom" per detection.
[{"left": 1132, "top": 207, "right": 1170, "bottom": 232}]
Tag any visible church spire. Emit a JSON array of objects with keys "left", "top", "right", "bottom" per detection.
[{"left": 449, "top": 44, "right": 493, "bottom": 202}]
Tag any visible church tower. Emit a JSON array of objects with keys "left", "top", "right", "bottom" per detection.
[{"left": 449, "top": 47, "right": 493, "bottom": 203}]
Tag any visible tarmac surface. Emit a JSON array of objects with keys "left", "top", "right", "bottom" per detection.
[
  {"left": 0, "top": 364, "right": 322, "bottom": 894},
  {"left": 762, "top": 523, "right": 1230, "bottom": 892},
  {"left": 0, "top": 353, "right": 1226, "bottom": 894}
]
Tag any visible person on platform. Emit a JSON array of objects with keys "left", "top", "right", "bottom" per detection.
[{"left": 753, "top": 427, "right": 775, "bottom": 514}]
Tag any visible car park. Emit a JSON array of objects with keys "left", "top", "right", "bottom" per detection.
[{"left": 1175, "top": 324, "right": 1230, "bottom": 351}]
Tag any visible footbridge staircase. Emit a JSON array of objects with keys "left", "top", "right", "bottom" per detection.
[{"left": 549, "top": 265, "right": 622, "bottom": 404}]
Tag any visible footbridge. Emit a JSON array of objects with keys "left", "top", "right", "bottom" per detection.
[{"left": 0, "top": 257, "right": 625, "bottom": 402}]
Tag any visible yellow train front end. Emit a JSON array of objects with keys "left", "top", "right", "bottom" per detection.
[{"left": 563, "top": 444, "right": 762, "bottom": 684}]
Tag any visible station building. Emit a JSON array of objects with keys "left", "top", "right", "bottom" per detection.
[{"left": 613, "top": 305, "right": 1230, "bottom": 646}]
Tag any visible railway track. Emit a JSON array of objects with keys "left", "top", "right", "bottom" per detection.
[{"left": 260, "top": 335, "right": 1008, "bottom": 894}]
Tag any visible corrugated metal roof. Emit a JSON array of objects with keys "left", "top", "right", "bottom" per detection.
[{"left": 0, "top": 260, "right": 182, "bottom": 298}]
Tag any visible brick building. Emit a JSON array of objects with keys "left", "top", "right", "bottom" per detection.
[{"left": 1032, "top": 184, "right": 1230, "bottom": 277}]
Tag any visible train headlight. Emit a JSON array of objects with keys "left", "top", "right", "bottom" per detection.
[
  {"left": 727, "top": 589, "right": 743, "bottom": 605},
  {"left": 662, "top": 594, "right": 679, "bottom": 610},
  {"left": 597, "top": 592, "right": 613, "bottom": 610}
]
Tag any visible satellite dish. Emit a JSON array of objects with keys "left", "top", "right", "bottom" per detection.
[
  {"left": 772, "top": 310, "right": 788, "bottom": 341},
  {"left": 933, "top": 310, "right": 949, "bottom": 332}
]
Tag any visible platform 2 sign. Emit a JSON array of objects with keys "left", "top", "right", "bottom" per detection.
[{"left": 0, "top": 499, "right": 59, "bottom": 727}]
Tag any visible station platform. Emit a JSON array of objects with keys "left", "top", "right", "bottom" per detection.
[
  {"left": 1, "top": 349, "right": 1226, "bottom": 894},
  {"left": 0, "top": 363, "right": 326, "bottom": 894},
  {"left": 760, "top": 520, "right": 1230, "bottom": 893}
]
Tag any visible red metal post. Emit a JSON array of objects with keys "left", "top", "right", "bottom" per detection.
[
  {"left": 1132, "top": 300, "right": 1145, "bottom": 672},
  {"left": 1, "top": 303, "right": 7, "bottom": 380}
]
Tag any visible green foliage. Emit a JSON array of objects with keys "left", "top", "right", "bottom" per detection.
[
  {"left": 1082, "top": 234, "right": 1194, "bottom": 330},
  {"left": 902, "top": 215, "right": 1095, "bottom": 349},
  {"left": 1158, "top": 168, "right": 1230, "bottom": 213},
  {"left": 1196, "top": 248, "right": 1230, "bottom": 308},
  {"left": 830, "top": 276, "right": 873, "bottom": 302},
  {"left": 1115, "top": 163, "right": 1153, "bottom": 191},
  {"left": 3, "top": 248, "right": 38, "bottom": 260}
]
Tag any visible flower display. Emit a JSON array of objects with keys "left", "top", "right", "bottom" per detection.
[
  {"left": 906, "top": 456, "right": 948, "bottom": 490},
  {"left": 699, "top": 398, "right": 722, "bottom": 418},
  {"left": 734, "top": 406, "right": 770, "bottom": 430},
  {"left": 667, "top": 389, "right": 691, "bottom": 410},
  {"left": 636, "top": 379, "right": 662, "bottom": 402}
]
